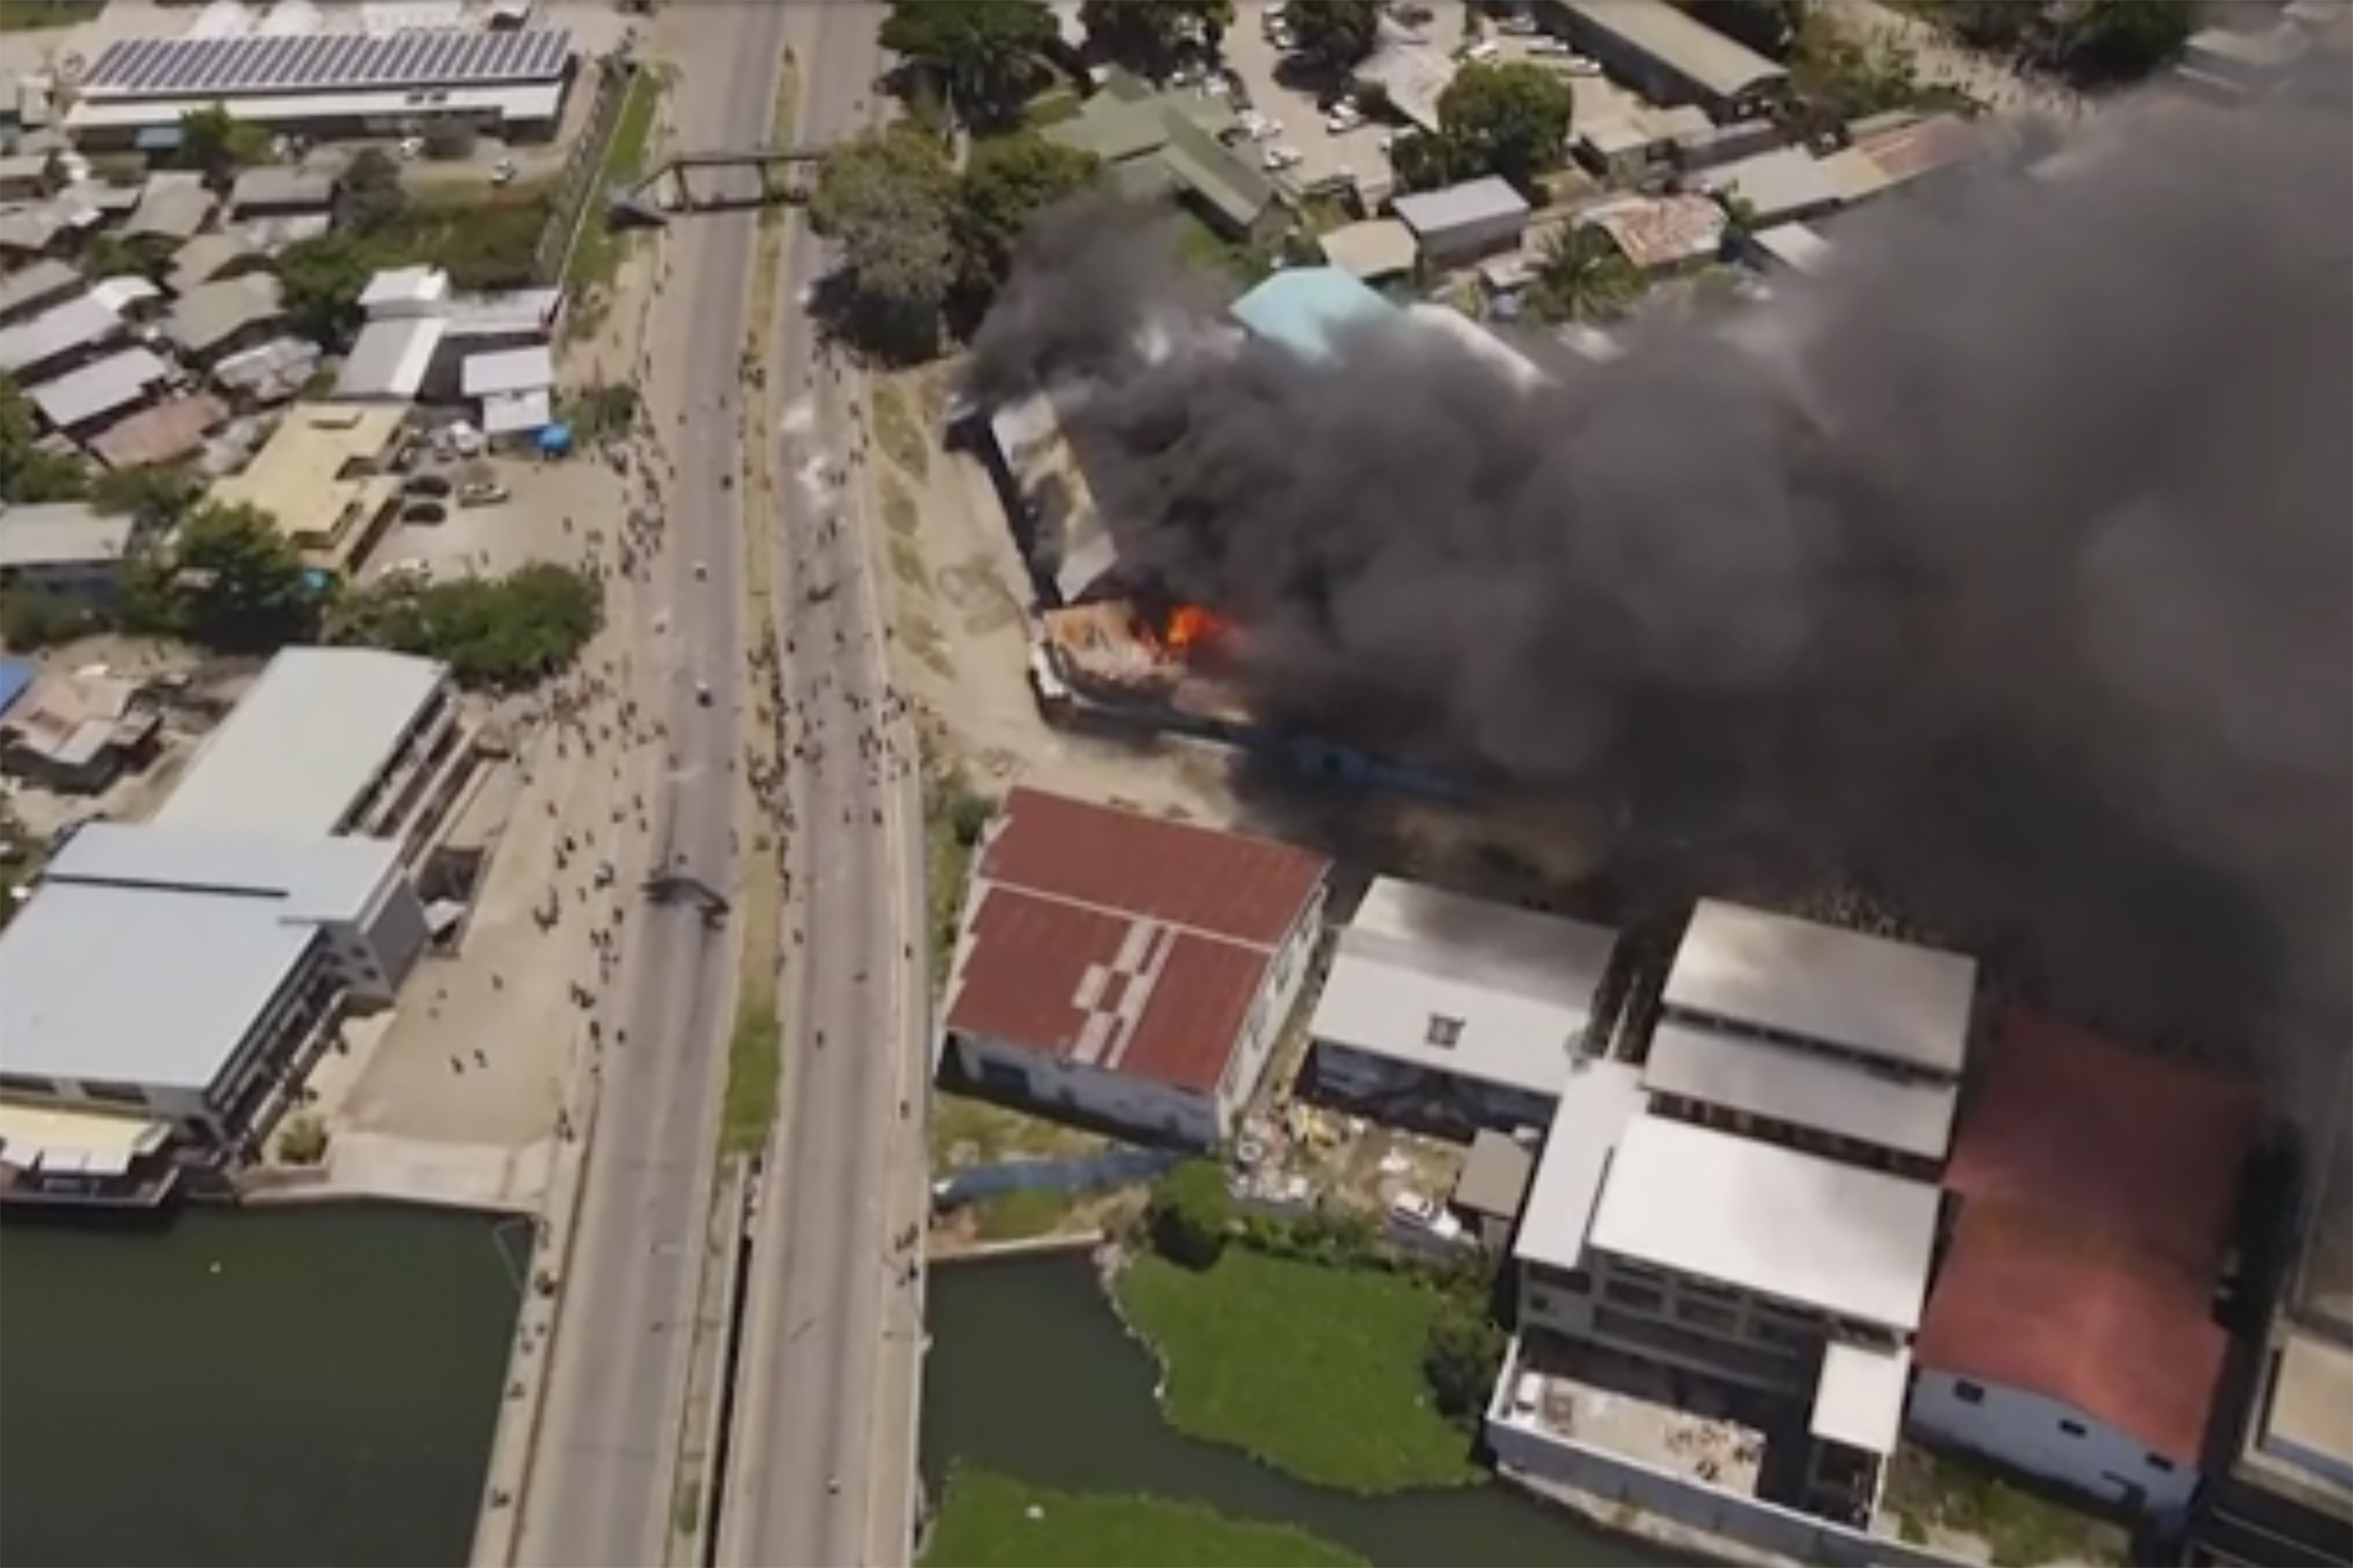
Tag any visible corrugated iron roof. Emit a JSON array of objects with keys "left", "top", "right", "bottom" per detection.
[
  {"left": 1919, "top": 1198, "right": 2228, "bottom": 1462},
  {"left": 1947, "top": 1008, "right": 2257, "bottom": 1277}
]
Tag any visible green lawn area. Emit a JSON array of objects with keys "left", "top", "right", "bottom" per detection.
[
  {"left": 565, "top": 66, "right": 667, "bottom": 316},
  {"left": 1116, "top": 1250, "right": 1479, "bottom": 1493},
  {"left": 926, "top": 1471, "right": 1366, "bottom": 1568},
  {"left": 0, "top": 0, "right": 102, "bottom": 31},
  {"left": 969, "top": 1188, "right": 1078, "bottom": 1242}
]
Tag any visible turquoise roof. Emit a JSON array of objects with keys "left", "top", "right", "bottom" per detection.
[{"left": 1229, "top": 267, "right": 1397, "bottom": 362}]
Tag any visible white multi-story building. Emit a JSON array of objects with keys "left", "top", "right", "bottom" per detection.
[
  {"left": 1309, "top": 877, "right": 1618, "bottom": 1137},
  {"left": 0, "top": 824, "right": 427, "bottom": 1145},
  {"left": 941, "top": 787, "right": 1329, "bottom": 1149}
]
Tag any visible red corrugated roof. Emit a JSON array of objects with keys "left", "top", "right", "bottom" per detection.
[
  {"left": 1947, "top": 1008, "right": 2258, "bottom": 1276},
  {"left": 977, "top": 787, "right": 1329, "bottom": 947},
  {"left": 1919, "top": 1199, "right": 2228, "bottom": 1463},
  {"left": 942, "top": 790, "right": 1328, "bottom": 1094}
]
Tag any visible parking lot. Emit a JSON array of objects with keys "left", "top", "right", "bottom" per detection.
[{"left": 1219, "top": 5, "right": 1407, "bottom": 202}]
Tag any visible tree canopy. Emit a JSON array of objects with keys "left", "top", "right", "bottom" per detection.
[
  {"left": 1528, "top": 223, "right": 1642, "bottom": 327},
  {"left": 334, "top": 147, "right": 409, "bottom": 236},
  {"left": 1421, "top": 1299, "right": 1507, "bottom": 1424},
  {"left": 1281, "top": 0, "right": 1386, "bottom": 68},
  {"left": 810, "top": 126, "right": 963, "bottom": 349},
  {"left": 276, "top": 233, "right": 382, "bottom": 349},
  {"left": 878, "top": 0, "right": 1058, "bottom": 129},
  {"left": 1147, "top": 1160, "right": 1234, "bottom": 1271},
  {"left": 324, "top": 562, "right": 604, "bottom": 690},
  {"left": 0, "top": 378, "right": 89, "bottom": 505},
  {"left": 178, "top": 104, "right": 271, "bottom": 189},
  {"left": 123, "top": 502, "right": 318, "bottom": 653},
  {"left": 1431, "top": 60, "right": 1575, "bottom": 193},
  {"left": 953, "top": 131, "right": 1101, "bottom": 294},
  {"left": 1078, "top": 0, "right": 1235, "bottom": 72},
  {"left": 2055, "top": 0, "right": 2194, "bottom": 81}
]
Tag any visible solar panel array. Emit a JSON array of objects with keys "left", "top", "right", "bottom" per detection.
[{"left": 81, "top": 27, "right": 573, "bottom": 100}]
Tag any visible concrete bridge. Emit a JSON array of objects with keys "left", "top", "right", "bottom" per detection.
[{"left": 607, "top": 145, "right": 829, "bottom": 224}]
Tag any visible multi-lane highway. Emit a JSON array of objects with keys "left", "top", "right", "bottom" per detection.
[
  {"left": 717, "top": 5, "right": 933, "bottom": 1565},
  {"left": 510, "top": 6, "right": 794, "bottom": 1565}
]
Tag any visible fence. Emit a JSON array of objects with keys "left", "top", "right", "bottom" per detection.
[
  {"left": 533, "top": 55, "right": 638, "bottom": 285},
  {"left": 931, "top": 1148, "right": 1186, "bottom": 1209},
  {"left": 1229, "top": 1188, "right": 1482, "bottom": 1268},
  {"left": 1486, "top": 1408, "right": 1968, "bottom": 1568}
]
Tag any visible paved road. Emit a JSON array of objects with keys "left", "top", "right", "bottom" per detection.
[
  {"left": 716, "top": 5, "right": 932, "bottom": 1566},
  {"left": 510, "top": 8, "right": 793, "bottom": 1566}
]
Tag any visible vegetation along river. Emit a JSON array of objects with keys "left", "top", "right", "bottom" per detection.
[
  {"left": 0, "top": 1205, "right": 525, "bottom": 1568},
  {"left": 921, "top": 1251, "right": 1680, "bottom": 1568}
]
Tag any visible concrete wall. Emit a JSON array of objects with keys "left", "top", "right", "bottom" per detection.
[
  {"left": 1911, "top": 1370, "right": 2195, "bottom": 1519},
  {"left": 1486, "top": 1407, "right": 1966, "bottom": 1568},
  {"left": 1213, "top": 892, "right": 1326, "bottom": 1133},
  {"left": 954, "top": 1032, "right": 1221, "bottom": 1148}
]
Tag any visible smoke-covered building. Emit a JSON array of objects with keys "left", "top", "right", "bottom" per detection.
[
  {"left": 1914, "top": 1012, "right": 2257, "bottom": 1523},
  {"left": 939, "top": 788, "right": 1329, "bottom": 1148},
  {"left": 1308, "top": 878, "right": 1619, "bottom": 1136}
]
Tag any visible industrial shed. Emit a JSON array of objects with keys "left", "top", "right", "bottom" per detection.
[
  {"left": 942, "top": 788, "right": 1330, "bottom": 1148},
  {"left": 1391, "top": 176, "right": 1531, "bottom": 267},
  {"left": 1538, "top": 0, "right": 1787, "bottom": 117}
]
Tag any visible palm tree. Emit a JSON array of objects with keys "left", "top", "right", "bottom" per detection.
[{"left": 1529, "top": 225, "right": 1643, "bottom": 327}]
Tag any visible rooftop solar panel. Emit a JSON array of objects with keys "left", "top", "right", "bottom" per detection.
[{"left": 80, "top": 27, "right": 571, "bottom": 99}]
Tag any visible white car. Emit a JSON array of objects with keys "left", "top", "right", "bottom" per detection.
[
  {"left": 1389, "top": 1192, "right": 1464, "bottom": 1239},
  {"left": 1529, "top": 36, "right": 1570, "bottom": 55},
  {"left": 1463, "top": 38, "right": 1502, "bottom": 62},
  {"left": 1324, "top": 104, "right": 1364, "bottom": 133},
  {"left": 1262, "top": 144, "right": 1305, "bottom": 171},
  {"left": 397, "top": 135, "right": 425, "bottom": 160},
  {"left": 1563, "top": 55, "right": 1604, "bottom": 76},
  {"left": 1269, "top": 24, "right": 1295, "bottom": 47},
  {"left": 489, "top": 156, "right": 518, "bottom": 185}
]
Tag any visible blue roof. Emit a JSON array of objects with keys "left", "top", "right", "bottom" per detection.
[
  {"left": 1230, "top": 267, "right": 1397, "bottom": 362},
  {"left": 0, "top": 658, "right": 35, "bottom": 721}
]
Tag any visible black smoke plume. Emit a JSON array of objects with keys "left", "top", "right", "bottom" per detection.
[{"left": 967, "top": 96, "right": 2353, "bottom": 1103}]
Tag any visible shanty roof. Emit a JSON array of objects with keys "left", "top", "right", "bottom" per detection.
[
  {"left": 1578, "top": 193, "right": 1727, "bottom": 272},
  {"left": 1310, "top": 877, "right": 1618, "bottom": 1102},
  {"left": 336, "top": 315, "right": 445, "bottom": 401},
  {"left": 1662, "top": 899, "right": 1978, "bottom": 1077},
  {"left": 460, "top": 343, "right": 555, "bottom": 398},
  {"left": 0, "top": 293, "right": 124, "bottom": 378},
  {"left": 942, "top": 788, "right": 1328, "bottom": 1094},
  {"left": 166, "top": 274, "right": 284, "bottom": 357},
  {"left": 0, "top": 258, "right": 80, "bottom": 322},
  {"left": 1699, "top": 145, "right": 1851, "bottom": 222},
  {"left": 124, "top": 176, "right": 216, "bottom": 241},
  {"left": 168, "top": 231, "right": 262, "bottom": 294},
  {"left": 1946, "top": 1010, "right": 2257, "bottom": 1277},
  {"left": 1920, "top": 1199, "right": 2229, "bottom": 1463},
  {"left": 28, "top": 347, "right": 170, "bottom": 431},
  {"left": 1320, "top": 218, "right": 1419, "bottom": 282}
]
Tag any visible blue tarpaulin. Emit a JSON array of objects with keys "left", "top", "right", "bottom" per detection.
[
  {"left": 0, "top": 657, "right": 35, "bottom": 721},
  {"left": 537, "top": 422, "right": 574, "bottom": 456}
]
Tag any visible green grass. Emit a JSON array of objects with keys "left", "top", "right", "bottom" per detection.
[
  {"left": 932, "top": 1091, "right": 1109, "bottom": 1167},
  {"left": 1884, "top": 1444, "right": 2130, "bottom": 1568},
  {"left": 720, "top": 984, "right": 782, "bottom": 1154},
  {"left": 566, "top": 67, "right": 666, "bottom": 308},
  {"left": 1116, "top": 1251, "right": 1480, "bottom": 1494},
  {"left": 926, "top": 1471, "right": 1366, "bottom": 1568},
  {"left": 381, "top": 180, "right": 554, "bottom": 292},
  {"left": 970, "top": 1188, "right": 1077, "bottom": 1243},
  {"left": 0, "top": 0, "right": 102, "bottom": 31}
]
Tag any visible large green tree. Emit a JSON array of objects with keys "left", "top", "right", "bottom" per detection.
[
  {"left": 1434, "top": 60, "right": 1574, "bottom": 193},
  {"left": 810, "top": 126, "right": 961, "bottom": 345},
  {"left": 277, "top": 233, "right": 384, "bottom": 349},
  {"left": 953, "top": 132, "right": 1100, "bottom": 294},
  {"left": 1078, "top": 0, "right": 1235, "bottom": 71},
  {"left": 1528, "top": 224, "right": 1642, "bottom": 327},
  {"left": 2056, "top": 0, "right": 2195, "bottom": 82},
  {"left": 1146, "top": 1161, "right": 1233, "bottom": 1271},
  {"left": 127, "top": 502, "right": 317, "bottom": 652},
  {"left": 0, "top": 378, "right": 89, "bottom": 504},
  {"left": 178, "top": 103, "right": 271, "bottom": 189},
  {"left": 1283, "top": 0, "right": 1385, "bottom": 68},
  {"left": 878, "top": 0, "right": 1058, "bottom": 129},
  {"left": 325, "top": 563, "right": 603, "bottom": 689},
  {"left": 333, "top": 146, "right": 408, "bottom": 236}
]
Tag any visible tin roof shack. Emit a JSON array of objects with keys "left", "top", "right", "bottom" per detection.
[
  {"left": 941, "top": 786, "right": 1331, "bottom": 1148},
  {"left": 228, "top": 165, "right": 336, "bottom": 220},
  {"left": 1577, "top": 192, "right": 1727, "bottom": 277},
  {"left": 1915, "top": 1010, "right": 2258, "bottom": 1523},
  {"left": 0, "top": 152, "right": 56, "bottom": 203},
  {"left": 980, "top": 387, "right": 1121, "bottom": 606},
  {"left": 0, "top": 667, "right": 161, "bottom": 793},
  {"left": 0, "top": 501, "right": 135, "bottom": 600},
  {"left": 0, "top": 258, "right": 82, "bottom": 328},
  {"left": 167, "top": 232, "right": 269, "bottom": 298},
  {"left": 166, "top": 274, "right": 285, "bottom": 367},
  {"left": 1392, "top": 176, "right": 1532, "bottom": 268},
  {"left": 0, "top": 293, "right": 127, "bottom": 387},
  {"left": 29, "top": 347, "right": 174, "bottom": 438},
  {"left": 123, "top": 175, "right": 216, "bottom": 244}
]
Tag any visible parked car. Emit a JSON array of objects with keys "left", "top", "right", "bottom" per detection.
[
  {"left": 489, "top": 156, "right": 518, "bottom": 185},
  {"left": 457, "top": 481, "right": 510, "bottom": 507},
  {"left": 1389, "top": 1191, "right": 1464, "bottom": 1240},
  {"left": 402, "top": 501, "right": 448, "bottom": 525},
  {"left": 403, "top": 473, "right": 453, "bottom": 498}
]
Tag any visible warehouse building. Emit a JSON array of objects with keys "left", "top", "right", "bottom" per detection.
[
  {"left": 63, "top": 28, "right": 578, "bottom": 148},
  {"left": 0, "top": 823, "right": 426, "bottom": 1146},
  {"left": 1537, "top": 0, "right": 1788, "bottom": 118},
  {"left": 1391, "top": 176, "right": 1531, "bottom": 267},
  {"left": 941, "top": 787, "right": 1330, "bottom": 1148},
  {"left": 334, "top": 268, "right": 562, "bottom": 405},
  {"left": 157, "top": 646, "right": 466, "bottom": 851},
  {"left": 207, "top": 402, "right": 407, "bottom": 574},
  {"left": 1646, "top": 898, "right": 1975, "bottom": 1178},
  {"left": 1309, "top": 877, "right": 1618, "bottom": 1137},
  {"left": 1915, "top": 1011, "right": 2257, "bottom": 1522}
]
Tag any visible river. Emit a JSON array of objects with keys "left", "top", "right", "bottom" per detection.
[
  {"left": 922, "top": 1250, "right": 1678, "bottom": 1568},
  {"left": 0, "top": 1205, "right": 525, "bottom": 1568}
]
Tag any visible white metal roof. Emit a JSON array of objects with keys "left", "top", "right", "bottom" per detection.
[
  {"left": 28, "top": 347, "right": 169, "bottom": 431},
  {"left": 1641, "top": 1020, "right": 1959, "bottom": 1160},
  {"left": 0, "top": 294, "right": 124, "bottom": 378},
  {"left": 154, "top": 647, "right": 448, "bottom": 839},
  {"left": 0, "top": 502, "right": 135, "bottom": 572},
  {"left": 359, "top": 264, "right": 451, "bottom": 316},
  {"left": 1811, "top": 1341, "right": 1912, "bottom": 1456},
  {"left": 1312, "top": 878, "right": 1616, "bottom": 1101},
  {"left": 0, "top": 825, "right": 399, "bottom": 1094},
  {"left": 335, "top": 315, "right": 444, "bottom": 401},
  {"left": 0, "top": 259, "right": 80, "bottom": 321},
  {"left": 1587, "top": 1112, "right": 1943, "bottom": 1330},
  {"left": 1513, "top": 1057, "right": 1649, "bottom": 1275},
  {"left": 461, "top": 343, "right": 555, "bottom": 398},
  {"left": 1554, "top": 0, "right": 1787, "bottom": 101},
  {"left": 1393, "top": 176, "right": 1531, "bottom": 240},
  {"left": 1663, "top": 899, "right": 1977, "bottom": 1076},
  {"left": 480, "top": 388, "right": 551, "bottom": 434},
  {"left": 1699, "top": 145, "right": 1849, "bottom": 222}
]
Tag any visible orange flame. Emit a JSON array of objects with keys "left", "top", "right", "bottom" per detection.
[{"left": 1161, "top": 604, "right": 1228, "bottom": 655}]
